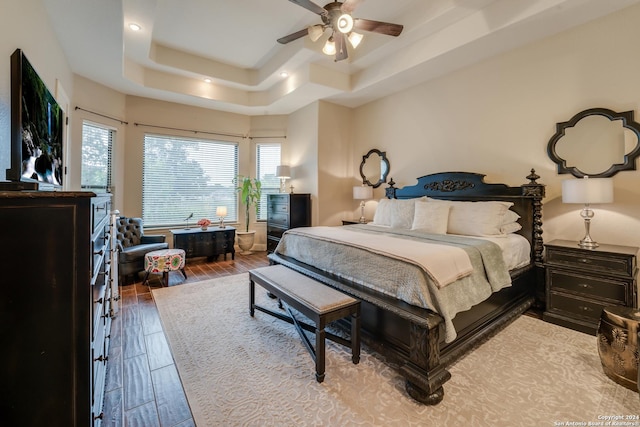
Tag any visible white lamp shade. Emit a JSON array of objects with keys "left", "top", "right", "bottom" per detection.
[
  {"left": 322, "top": 38, "right": 336, "bottom": 55},
  {"left": 307, "top": 24, "right": 324, "bottom": 42},
  {"left": 348, "top": 31, "right": 363, "bottom": 48},
  {"left": 562, "top": 177, "right": 614, "bottom": 204},
  {"left": 275, "top": 165, "right": 291, "bottom": 178},
  {"left": 216, "top": 206, "right": 227, "bottom": 216},
  {"left": 353, "top": 185, "right": 373, "bottom": 200}
]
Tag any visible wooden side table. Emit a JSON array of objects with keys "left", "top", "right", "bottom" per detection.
[
  {"left": 543, "top": 239, "right": 638, "bottom": 335},
  {"left": 171, "top": 226, "right": 235, "bottom": 260}
]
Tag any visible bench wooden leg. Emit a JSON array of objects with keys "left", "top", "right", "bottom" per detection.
[
  {"left": 351, "top": 310, "right": 361, "bottom": 365},
  {"left": 249, "top": 279, "right": 255, "bottom": 317},
  {"left": 315, "top": 327, "right": 326, "bottom": 383}
]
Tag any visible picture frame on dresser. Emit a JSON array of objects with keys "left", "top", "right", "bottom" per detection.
[{"left": 543, "top": 239, "right": 639, "bottom": 335}]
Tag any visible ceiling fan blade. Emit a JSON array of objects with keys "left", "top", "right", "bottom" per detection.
[
  {"left": 354, "top": 19, "right": 403, "bottom": 37},
  {"left": 277, "top": 28, "right": 310, "bottom": 44},
  {"left": 341, "top": 0, "right": 365, "bottom": 13},
  {"left": 287, "top": 0, "right": 327, "bottom": 16},
  {"left": 334, "top": 32, "right": 348, "bottom": 61}
]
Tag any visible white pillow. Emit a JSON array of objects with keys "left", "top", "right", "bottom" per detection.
[
  {"left": 411, "top": 201, "right": 450, "bottom": 234},
  {"left": 499, "top": 209, "right": 522, "bottom": 234},
  {"left": 390, "top": 199, "right": 418, "bottom": 229},
  {"left": 428, "top": 199, "right": 513, "bottom": 236},
  {"left": 501, "top": 209, "right": 520, "bottom": 225},
  {"left": 372, "top": 198, "right": 393, "bottom": 226},
  {"left": 500, "top": 222, "right": 522, "bottom": 234}
]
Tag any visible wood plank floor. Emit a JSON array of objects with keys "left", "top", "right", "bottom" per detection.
[{"left": 102, "top": 251, "right": 270, "bottom": 427}]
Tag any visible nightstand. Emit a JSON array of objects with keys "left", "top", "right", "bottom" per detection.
[
  {"left": 342, "top": 220, "right": 365, "bottom": 225},
  {"left": 543, "top": 239, "right": 638, "bottom": 335}
]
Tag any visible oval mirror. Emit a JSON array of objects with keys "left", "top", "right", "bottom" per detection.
[
  {"left": 359, "top": 149, "right": 390, "bottom": 188},
  {"left": 547, "top": 108, "right": 640, "bottom": 178}
]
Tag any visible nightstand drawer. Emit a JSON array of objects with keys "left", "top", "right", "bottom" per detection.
[
  {"left": 546, "top": 246, "right": 635, "bottom": 277},
  {"left": 547, "top": 270, "right": 629, "bottom": 305},
  {"left": 547, "top": 292, "right": 605, "bottom": 321}
]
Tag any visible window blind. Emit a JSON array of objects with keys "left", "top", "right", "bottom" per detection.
[
  {"left": 256, "top": 143, "right": 281, "bottom": 220},
  {"left": 142, "top": 134, "right": 239, "bottom": 228},
  {"left": 81, "top": 122, "right": 113, "bottom": 192}
]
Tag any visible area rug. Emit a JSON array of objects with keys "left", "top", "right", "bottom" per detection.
[{"left": 152, "top": 274, "right": 638, "bottom": 426}]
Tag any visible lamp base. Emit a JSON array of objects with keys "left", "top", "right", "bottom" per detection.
[{"left": 578, "top": 239, "right": 598, "bottom": 249}]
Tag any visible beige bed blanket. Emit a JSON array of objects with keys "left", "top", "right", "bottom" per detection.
[{"left": 274, "top": 225, "right": 512, "bottom": 342}]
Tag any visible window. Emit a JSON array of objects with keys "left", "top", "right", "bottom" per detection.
[
  {"left": 142, "top": 134, "right": 238, "bottom": 228},
  {"left": 81, "top": 122, "right": 113, "bottom": 192},
  {"left": 256, "top": 143, "right": 281, "bottom": 220}
]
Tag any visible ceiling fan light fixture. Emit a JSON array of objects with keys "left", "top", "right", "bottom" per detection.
[
  {"left": 308, "top": 24, "right": 324, "bottom": 42},
  {"left": 348, "top": 31, "right": 363, "bottom": 48},
  {"left": 322, "top": 36, "right": 336, "bottom": 55},
  {"left": 336, "top": 14, "right": 354, "bottom": 34}
]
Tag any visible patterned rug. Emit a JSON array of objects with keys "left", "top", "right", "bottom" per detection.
[{"left": 152, "top": 273, "right": 639, "bottom": 426}]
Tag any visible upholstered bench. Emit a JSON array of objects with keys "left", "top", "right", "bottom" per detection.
[
  {"left": 249, "top": 265, "right": 361, "bottom": 383},
  {"left": 142, "top": 248, "right": 187, "bottom": 287}
]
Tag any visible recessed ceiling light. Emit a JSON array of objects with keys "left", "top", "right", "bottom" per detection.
[
  {"left": 128, "top": 23, "right": 142, "bottom": 31},
  {"left": 279, "top": 71, "right": 289, "bottom": 78},
  {"left": 204, "top": 78, "right": 212, "bottom": 83}
]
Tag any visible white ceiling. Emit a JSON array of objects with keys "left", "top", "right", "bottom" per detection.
[{"left": 42, "top": 0, "right": 640, "bottom": 116}]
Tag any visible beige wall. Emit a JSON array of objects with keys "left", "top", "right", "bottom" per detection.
[
  {"left": 317, "top": 101, "right": 355, "bottom": 225},
  {"left": 287, "top": 101, "right": 320, "bottom": 224},
  {"left": 350, "top": 4, "right": 640, "bottom": 250}
]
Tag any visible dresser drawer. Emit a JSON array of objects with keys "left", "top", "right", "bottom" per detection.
[
  {"left": 268, "top": 212, "right": 289, "bottom": 227},
  {"left": 92, "top": 197, "right": 110, "bottom": 233},
  {"left": 546, "top": 246, "right": 635, "bottom": 277},
  {"left": 547, "top": 269, "right": 629, "bottom": 305},
  {"left": 267, "top": 225, "right": 287, "bottom": 239},
  {"left": 268, "top": 194, "right": 289, "bottom": 204},
  {"left": 267, "top": 236, "right": 280, "bottom": 253},
  {"left": 547, "top": 292, "right": 606, "bottom": 321}
]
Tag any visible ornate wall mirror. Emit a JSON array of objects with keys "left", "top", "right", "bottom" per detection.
[
  {"left": 359, "top": 149, "right": 390, "bottom": 188},
  {"left": 547, "top": 108, "right": 640, "bottom": 178}
]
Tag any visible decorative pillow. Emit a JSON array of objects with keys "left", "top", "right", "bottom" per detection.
[
  {"left": 390, "top": 198, "right": 418, "bottom": 229},
  {"left": 436, "top": 200, "right": 513, "bottom": 236},
  {"left": 501, "top": 209, "right": 520, "bottom": 225},
  {"left": 500, "top": 222, "right": 522, "bottom": 234},
  {"left": 411, "top": 201, "right": 450, "bottom": 234},
  {"left": 499, "top": 209, "right": 522, "bottom": 234},
  {"left": 372, "top": 198, "right": 393, "bottom": 226}
]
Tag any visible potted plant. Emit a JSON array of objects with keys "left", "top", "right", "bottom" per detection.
[{"left": 233, "top": 175, "right": 262, "bottom": 254}]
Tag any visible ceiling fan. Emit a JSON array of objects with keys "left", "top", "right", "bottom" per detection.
[{"left": 277, "top": 0, "right": 403, "bottom": 61}]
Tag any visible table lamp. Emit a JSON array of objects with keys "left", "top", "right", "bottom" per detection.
[
  {"left": 216, "top": 206, "right": 227, "bottom": 229},
  {"left": 562, "top": 176, "right": 613, "bottom": 248},
  {"left": 353, "top": 185, "right": 373, "bottom": 223},
  {"left": 276, "top": 165, "right": 291, "bottom": 193}
]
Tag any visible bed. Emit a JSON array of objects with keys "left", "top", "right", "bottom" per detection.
[{"left": 268, "top": 170, "right": 545, "bottom": 404}]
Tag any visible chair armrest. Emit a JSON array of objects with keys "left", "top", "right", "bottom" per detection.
[{"left": 141, "top": 235, "right": 166, "bottom": 244}]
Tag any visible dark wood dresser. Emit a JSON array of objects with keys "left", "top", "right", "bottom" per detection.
[
  {"left": 267, "top": 193, "right": 311, "bottom": 253},
  {"left": 171, "top": 226, "right": 235, "bottom": 260},
  {"left": 543, "top": 239, "right": 638, "bottom": 335},
  {"left": 0, "top": 191, "right": 113, "bottom": 426}
]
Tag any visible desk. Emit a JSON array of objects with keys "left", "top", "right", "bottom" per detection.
[{"left": 171, "top": 226, "right": 235, "bottom": 260}]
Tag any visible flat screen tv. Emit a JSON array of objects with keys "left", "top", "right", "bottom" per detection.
[{"left": 6, "top": 49, "right": 64, "bottom": 189}]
